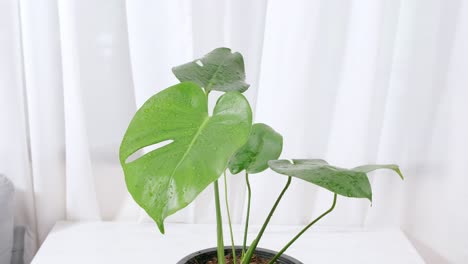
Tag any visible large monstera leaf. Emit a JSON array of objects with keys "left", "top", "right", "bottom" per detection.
[
  {"left": 119, "top": 82, "right": 252, "bottom": 233},
  {"left": 172, "top": 47, "right": 249, "bottom": 93},
  {"left": 228, "top": 123, "right": 283, "bottom": 174},
  {"left": 268, "top": 159, "right": 403, "bottom": 201}
]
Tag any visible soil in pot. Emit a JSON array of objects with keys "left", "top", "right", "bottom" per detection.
[
  {"left": 177, "top": 246, "right": 302, "bottom": 264},
  {"left": 206, "top": 254, "right": 269, "bottom": 264}
]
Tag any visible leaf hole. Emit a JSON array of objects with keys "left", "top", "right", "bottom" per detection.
[
  {"left": 195, "top": 60, "right": 203, "bottom": 66},
  {"left": 125, "top": 139, "right": 174, "bottom": 164}
]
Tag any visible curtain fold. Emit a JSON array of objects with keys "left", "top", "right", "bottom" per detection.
[
  {"left": 19, "top": 0, "right": 65, "bottom": 249},
  {"left": 1, "top": 0, "right": 467, "bottom": 263},
  {"left": 1, "top": 1, "right": 38, "bottom": 262}
]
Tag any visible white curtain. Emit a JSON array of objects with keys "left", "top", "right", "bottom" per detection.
[{"left": 1, "top": 0, "right": 467, "bottom": 263}]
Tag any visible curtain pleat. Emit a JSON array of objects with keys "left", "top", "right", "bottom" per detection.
[
  {"left": 1, "top": 1, "right": 38, "bottom": 262},
  {"left": 56, "top": 0, "right": 100, "bottom": 221},
  {"left": 18, "top": 0, "right": 65, "bottom": 249}
]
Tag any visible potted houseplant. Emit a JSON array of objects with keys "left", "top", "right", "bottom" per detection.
[{"left": 119, "top": 48, "right": 403, "bottom": 264}]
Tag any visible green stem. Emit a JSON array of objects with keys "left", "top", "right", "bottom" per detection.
[
  {"left": 224, "top": 171, "right": 237, "bottom": 264},
  {"left": 267, "top": 193, "right": 338, "bottom": 264},
  {"left": 242, "top": 176, "right": 292, "bottom": 264},
  {"left": 242, "top": 172, "right": 252, "bottom": 255},
  {"left": 214, "top": 180, "right": 225, "bottom": 264}
]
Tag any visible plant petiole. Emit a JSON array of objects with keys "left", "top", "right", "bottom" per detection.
[
  {"left": 242, "top": 176, "right": 292, "bottom": 264},
  {"left": 224, "top": 171, "right": 237, "bottom": 264},
  {"left": 267, "top": 193, "right": 338, "bottom": 264},
  {"left": 214, "top": 180, "right": 225, "bottom": 264},
  {"left": 242, "top": 171, "right": 252, "bottom": 255}
]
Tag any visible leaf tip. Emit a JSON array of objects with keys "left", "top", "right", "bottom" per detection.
[
  {"left": 170, "top": 66, "right": 181, "bottom": 81},
  {"left": 367, "top": 192, "right": 373, "bottom": 204},
  {"left": 156, "top": 221, "right": 165, "bottom": 234},
  {"left": 395, "top": 167, "right": 404, "bottom": 180},
  {"left": 242, "top": 83, "right": 250, "bottom": 92}
]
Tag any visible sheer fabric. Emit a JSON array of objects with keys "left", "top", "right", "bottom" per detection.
[{"left": 1, "top": 0, "right": 467, "bottom": 263}]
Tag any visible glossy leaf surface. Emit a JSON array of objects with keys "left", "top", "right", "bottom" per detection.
[
  {"left": 119, "top": 82, "right": 252, "bottom": 233},
  {"left": 172, "top": 47, "right": 249, "bottom": 93},
  {"left": 228, "top": 123, "right": 283, "bottom": 174},
  {"left": 268, "top": 159, "right": 403, "bottom": 201}
]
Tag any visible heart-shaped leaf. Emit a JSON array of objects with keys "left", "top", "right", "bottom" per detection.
[
  {"left": 119, "top": 82, "right": 252, "bottom": 233},
  {"left": 228, "top": 123, "right": 283, "bottom": 174},
  {"left": 172, "top": 47, "right": 250, "bottom": 93},
  {"left": 268, "top": 159, "right": 403, "bottom": 201}
]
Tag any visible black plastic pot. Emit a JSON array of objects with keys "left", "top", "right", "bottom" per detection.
[{"left": 177, "top": 246, "right": 302, "bottom": 264}]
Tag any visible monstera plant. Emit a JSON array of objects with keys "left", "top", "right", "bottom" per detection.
[{"left": 119, "top": 48, "right": 404, "bottom": 264}]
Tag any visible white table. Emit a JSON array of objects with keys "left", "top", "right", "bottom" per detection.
[{"left": 32, "top": 221, "right": 424, "bottom": 263}]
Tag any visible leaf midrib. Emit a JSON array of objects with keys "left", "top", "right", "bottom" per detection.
[
  {"left": 166, "top": 115, "right": 210, "bottom": 202},
  {"left": 205, "top": 57, "right": 228, "bottom": 92}
]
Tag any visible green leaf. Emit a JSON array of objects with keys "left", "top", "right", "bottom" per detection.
[
  {"left": 268, "top": 160, "right": 404, "bottom": 201},
  {"left": 119, "top": 82, "right": 252, "bottom": 233},
  {"left": 352, "top": 164, "right": 404, "bottom": 180},
  {"left": 172, "top": 47, "right": 250, "bottom": 93},
  {"left": 228, "top": 123, "right": 283, "bottom": 174}
]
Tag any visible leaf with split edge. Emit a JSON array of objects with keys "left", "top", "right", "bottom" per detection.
[
  {"left": 172, "top": 47, "right": 250, "bottom": 93},
  {"left": 228, "top": 123, "right": 283, "bottom": 174},
  {"left": 268, "top": 160, "right": 404, "bottom": 201},
  {"left": 119, "top": 82, "right": 252, "bottom": 233}
]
